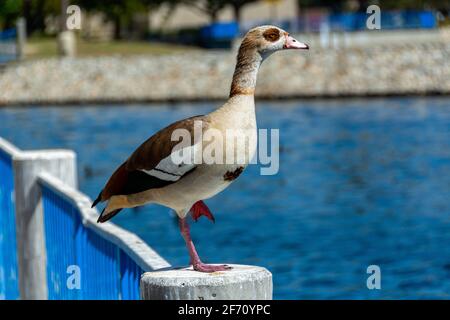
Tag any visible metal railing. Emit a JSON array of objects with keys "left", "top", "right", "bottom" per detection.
[
  {"left": 0, "top": 137, "right": 170, "bottom": 300},
  {"left": 0, "top": 139, "right": 20, "bottom": 299}
]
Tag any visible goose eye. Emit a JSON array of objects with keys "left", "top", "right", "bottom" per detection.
[{"left": 263, "top": 28, "right": 280, "bottom": 42}]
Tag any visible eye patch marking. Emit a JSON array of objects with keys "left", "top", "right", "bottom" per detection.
[{"left": 263, "top": 28, "right": 280, "bottom": 42}]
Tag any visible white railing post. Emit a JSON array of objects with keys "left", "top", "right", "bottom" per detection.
[
  {"left": 140, "top": 264, "right": 273, "bottom": 300},
  {"left": 13, "top": 150, "right": 77, "bottom": 299}
]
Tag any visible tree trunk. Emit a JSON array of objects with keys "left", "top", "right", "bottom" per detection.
[
  {"left": 113, "top": 16, "right": 121, "bottom": 40},
  {"left": 232, "top": 4, "right": 241, "bottom": 24},
  {"left": 23, "top": 0, "right": 32, "bottom": 34},
  {"left": 34, "top": 0, "right": 46, "bottom": 34},
  {"left": 60, "top": 0, "right": 69, "bottom": 32},
  {"left": 210, "top": 11, "right": 218, "bottom": 24}
]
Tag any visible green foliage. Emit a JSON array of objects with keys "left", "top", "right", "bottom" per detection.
[
  {"left": 74, "top": 0, "right": 163, "bottom": 38},
  {"left": 0, "top": 0, "right": 21, "bottom": 29}
]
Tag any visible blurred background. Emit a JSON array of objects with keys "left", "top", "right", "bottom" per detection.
[{"left": 1, "top": 0, "right": 449, "bottom": 299}]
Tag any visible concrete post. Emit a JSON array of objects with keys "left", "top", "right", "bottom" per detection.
[
  {"left": 16, "top": 17, "right": 26, "bottom": 60},
  {"left": 58, "top": 31, "right": 76, "bottom": 57},
  {"left": 13, "top": 150, "right": 77, "bottom": 299},
  {"left": 140, "top": 264, "right": 272, "bottom": 300},
  {"left": 57, "top": 0, "right": 77, "bottom": 57}
]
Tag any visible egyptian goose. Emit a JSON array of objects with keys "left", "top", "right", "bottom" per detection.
[{"left": 92, "top": 25, "right": 308, "bottom": 272}]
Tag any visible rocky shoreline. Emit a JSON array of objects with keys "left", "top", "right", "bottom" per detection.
[{"left": 1, "top": 41, "right": 449, "bottom": 106}]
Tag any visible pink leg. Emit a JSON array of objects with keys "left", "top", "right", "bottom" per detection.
[{"left": 179, "top": 217, "right": 231, "bottom": 273}]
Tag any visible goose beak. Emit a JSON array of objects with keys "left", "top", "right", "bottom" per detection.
[{"left": 284, "top": 35, "right": 309, "bottom": 50}]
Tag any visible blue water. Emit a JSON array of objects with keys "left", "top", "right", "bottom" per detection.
[{"left": 1, "top": 97, "right": 449, "bottom": 299}]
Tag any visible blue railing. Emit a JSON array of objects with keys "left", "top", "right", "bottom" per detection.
[
  {"left": 0, "top": 138, "right": 170, "bottom": 300},
  {"left": 42, "top": 185, "right": 143, "bottom": 299},
  {"left": 38, "top": 172, "right": 170, "bottom": 300},
  {"left": 0, "top": 145, "right": 20, "bottom": 299}
]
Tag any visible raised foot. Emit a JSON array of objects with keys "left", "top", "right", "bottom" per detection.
[
  {"left": 190, "top": 201, "right": 215, "bottom": 223},
  {"left": 192, "top": 263, "right": 232, "bottom": 273}
]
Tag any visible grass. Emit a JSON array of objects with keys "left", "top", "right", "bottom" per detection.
[{"left": 24, "top": 36, "right": 198, "bottom": 59}]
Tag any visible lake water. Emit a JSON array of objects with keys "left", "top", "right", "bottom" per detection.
[{"left": 1, "top": 97, "right": 449, "bottom": 299}]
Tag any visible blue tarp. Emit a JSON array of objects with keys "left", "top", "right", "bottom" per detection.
[{"left": 200, "top": 22, "right": 239, "bottom": 40}]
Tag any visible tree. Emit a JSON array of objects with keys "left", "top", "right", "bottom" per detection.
[
  {"left": 0, "top": 0, "right": 59, "bottom": 34},
  {"left": 181, "top": 0, "right": 228, "bottom": 23},
  {"left": 179, "top": 0, "right": 259, "bottom": 24},
  {"left": 298, "top": 0, "right": 345, "bottom": 12},
  {"left": 0, "top": 0, "right": 21, "bottom": 29},
  {"left": 227, "top": 0, "right": 259, "bottom": 24},
  {"left": 76, "top": 0, "right": 145, "bottom": 39},
  {"left": 23, "top": 0, "right": 60, "bottom": 35}
]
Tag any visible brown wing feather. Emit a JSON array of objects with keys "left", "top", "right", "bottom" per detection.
[
  {"left": 93, "top": 115, "right": 206, "bottom": 205},
  {"left": 126, "top": 115, "right": 205, "bottom": 171}
]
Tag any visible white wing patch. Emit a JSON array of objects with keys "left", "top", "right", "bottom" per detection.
[
  {"left": 141, "top": 168, "right": 182, "bottom": 182},
  {"left": 141, "top": 143, "right": 201, "bottom": 182}
]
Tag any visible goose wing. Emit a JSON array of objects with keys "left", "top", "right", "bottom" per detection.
[{"left": 92, "top": 115, "right": 206, "bottom": 207}]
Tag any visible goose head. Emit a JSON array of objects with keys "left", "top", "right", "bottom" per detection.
[
  {"left": 230, "top": 25, "right": 308, "bottom": 97},
  {"left": 240, "top": 25, "right": 309, "bottom": 60}
]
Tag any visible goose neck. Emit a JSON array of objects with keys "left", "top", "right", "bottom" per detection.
[{"left": 229, "top": 49, "right": 262, "bottom": 98}]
